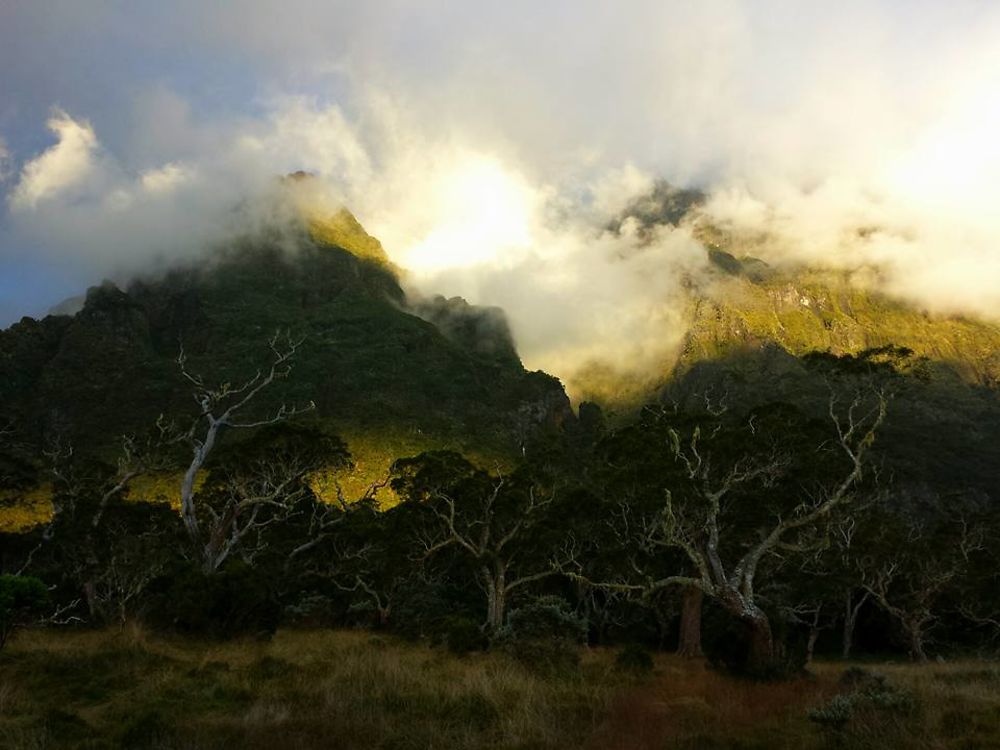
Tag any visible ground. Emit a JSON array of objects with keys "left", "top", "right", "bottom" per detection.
[{"left": 0, "top": 627, "right": 998, "bottom": 749}]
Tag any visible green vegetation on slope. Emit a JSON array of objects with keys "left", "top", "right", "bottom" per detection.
[
  {"left": 0, "top": 218, "right": 571, "bottom": 527},
  {"left": 680, "top": 265, "right": 1000, "bottom": 385}
]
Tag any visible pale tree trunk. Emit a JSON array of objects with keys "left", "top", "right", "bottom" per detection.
[
  {"left": 806, "top": 629, "right": 820, "bottom": 666},
  {"left": 842, "top": 590, "right": 868, "bottom": 660},
  {"left": 483, "top": 567, "right": 508, "bottom": 635},
  {"left": 677, "top": 585, "right": 704, "bottom": 657},
  {"left": 180, "top": 423, "right": 219, "bottom": 543},
  {"left": 805, "top": 609, "right": 822, "bottom": 666}
]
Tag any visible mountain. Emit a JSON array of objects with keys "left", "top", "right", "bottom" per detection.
[
  {"left": 590, "top": 182, "right": 1000, "bottom": 497},
  {"left": 4, "top": 182, "right": 1000, "bottom": 531},
  {"left": 0, "top": 212, "right": 572, "bottom": 531},
  {"left": 678, "top": 252, "right": 1000, "bottom": 386}
]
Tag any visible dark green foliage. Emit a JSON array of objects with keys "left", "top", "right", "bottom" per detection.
[
  {"left": 388, "top": 576, "right": 461, "bottom": 641},
  {"left": 615, "top": 643, "right": 654, "bottom": 674},
  {"left": 504, "top": 596, "right": 588, "bottom": 644},
  {"left": 499, "top": 597, "right": 586, "bottom": 675},
  {"left": 442, "top": 616, "right": 488, "bottom": 655},
  {"left": 0, "top": 574, "right": 49, "bottom": 651},
  {"left": 144, "top": 562, "right": 279, "bottom": 639},
  {"left": 808, "top": 670, "right": 917, "bottom": 732}
]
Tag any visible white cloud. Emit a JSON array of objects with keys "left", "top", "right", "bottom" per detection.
[{"left": 9, "top": 110, "right": 100, "bottom": 209}]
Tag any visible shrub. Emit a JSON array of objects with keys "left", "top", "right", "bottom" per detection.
[
  {"left": 443, "top": 616, "right": 488, "bottom": 655},
  {"left": 0, "top": 574, "right": 49, "bottom": 652},
  {"left": 615, "top": 644, "right": 654, "bottom": 674},
  {"left": 808, "top": 670, "right": 918, "bottom": 734},
  {"left": 499, "top": 597, "right": 586, "bottom": 675},
  {"left": 284, "top": 593, "right": 338, "bottom": 627},
  {"left": 504, "top": 596, "right": 588, "bottom": 644},
  {"left": 144, "top": 562, "right": 279, "bottom": 639},
  {"left": 388, "top": 577, "right": 452, "bottom": 640}
]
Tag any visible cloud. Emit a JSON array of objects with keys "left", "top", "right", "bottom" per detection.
[
  {"left": 8, "top": 110, "right": 100, "bottom": 210},
  {"left": 3, "top": 1, "right": 1000, "bottom": 389}
]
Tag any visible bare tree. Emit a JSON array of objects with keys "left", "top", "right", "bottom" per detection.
[
  {"left": 560, "top": 373, "right": 892, "bottom": 672},
  {"left": 17, "top": 431, "right": 170, "bottom": 599},
  {"left": 860, "top": 512, "right": 985, "bottom": 662},
  {"left": 411, "top": 462, "right": 560, "bottom": 634},
  {"left": 88, "top": 524, "right": 171, "bottom": 628},
  {"left": 421, "top": 476, "right": 553, "bottom": 633},
  {"left": 168, "top": 331, "right": 314, "bottom": 571},
  {"left": 285, "top": 480, "right": 399, "bottom": 628}
]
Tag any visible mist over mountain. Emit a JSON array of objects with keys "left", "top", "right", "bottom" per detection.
[{"left": 4, "top": 197, "right": 1000, "bottom": 531}]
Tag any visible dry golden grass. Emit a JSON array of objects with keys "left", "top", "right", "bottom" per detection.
[{"left": 0, "top": 627, "right": 997, "bottom": 749}]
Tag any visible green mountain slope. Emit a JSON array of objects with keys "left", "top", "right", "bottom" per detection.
[
  {"left": 0, "top": 214, "right": 572, "bottom": 529},
  {"left": 679, "top": 257, "right": 1000, "bottom": 386}
]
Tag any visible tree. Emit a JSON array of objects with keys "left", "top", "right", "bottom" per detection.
[
  {"left": 193, "top": 425, "right": 346, "bottom": 573},
  {"left": 17, "top": 430, "right": 172, "bottom": 618},
  {"left": 394, "top": 452, "right": 563, "bottom": 635},
  {"left": 283, "top": 478, "right": 399, "bottom": 628},
  {"left": 563, "top": 349, "right": 901, "bottom": 674},
  {"left": 857, "top": 494, "right": 987, "bottom": 661},
  {"left": 169, "top": 331, "right": 315, "bottom": 572},
  {"left": 0, "top": 575, "right": 49, "bottom": 652}
]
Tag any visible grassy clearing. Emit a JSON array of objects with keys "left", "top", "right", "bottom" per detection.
[{"left": 0, "top": 628, "right": 998, "bottom": 749}]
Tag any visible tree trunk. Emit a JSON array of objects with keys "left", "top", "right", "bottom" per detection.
[
  {"left": 83, "top": 580, "right": 99, "bottom": 620},
  {"left": 843, "top": 591, "right": 856, "bottom": 660},
  {"left": 906, "top": 622, "right": 928, "bottom": 662},
  {"left": 806, "top": 627, "right": 820, "bottom": 666},
  {"left": 805, "top": 607, "right": 823, "bottom": 666},
  {"left": 677, "top": 585, "right": 704, "bottom": 657},
  {"left": 842, "top": 590, "right": 868, "bottom": 660},
  {"left": 484, "top": 569, "right": 507, "bottom": 634},
  {"left": 745, "top": 613, "right": 776, "bottom": 674}
]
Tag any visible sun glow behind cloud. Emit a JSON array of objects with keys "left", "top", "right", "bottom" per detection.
[{"left": 398, "top": 157, "right": 537, "bottom": 274}]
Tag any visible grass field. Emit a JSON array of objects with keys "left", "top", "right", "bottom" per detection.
[{"left": 1, "top": 627, "right": 998, "bottom": 749}]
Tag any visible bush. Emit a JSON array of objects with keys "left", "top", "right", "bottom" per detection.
[
  {"left": 499, "top": 597, "right": 586, "bottom": 675},
  {"left": 808, "top": 670, "right": 918, "bottom": 733},
  {"left": 144, "top": 562, "right": 279, "bottom": 639},
  {"left": 615, "top": 643, "right": 654, "bottom": 674},
  {"left": 284, "top": 593, "right": 338, "bottom": 627},
  {"left": 504, "top": 596, "right": 588, "bottom": 644},
  {"left": 388, "top": 577, "right": 452, "bottom": 640},
  {"left": 0, "top": 574, "right": 50, "bottom": 652},
  {"left": 443, "top": 616, "right": 488, "bottom": 655}
]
